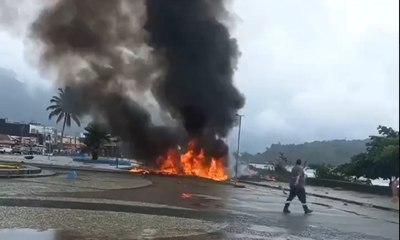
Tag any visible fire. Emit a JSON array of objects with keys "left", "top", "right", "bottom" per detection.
[
  {"left": 130, "top": 168, "right": 150, "bottom": 174},
  {"left": 129, "top": 139, "right": 229, "bottom": 181},
  {"left": 181, "top": 193, "right": 192, "bottom": 199}
]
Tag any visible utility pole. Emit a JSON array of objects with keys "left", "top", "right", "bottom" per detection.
[
  {"left": 74, "top": 132, "right": 78, "bottom": 150},
  {"left": 42, "top": 125, "right": 46, "bottom": 155},
  {"left": 235, "top": 114, "right": 244, "bottom": 180},
  {"left": 20, "top": 125, "right": 25, "bottom": 147},
  {"left": 48, "top": 134, "right": 51, "bottom": 160},
  {"left": 115, "top": 137, "right": 119, "bottom": 169}
]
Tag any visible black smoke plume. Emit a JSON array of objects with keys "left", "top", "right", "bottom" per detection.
[{"left": 31, "top": 0, "right": 244, "bottom": 164}]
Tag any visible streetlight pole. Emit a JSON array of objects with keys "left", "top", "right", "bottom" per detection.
[
  {"left": 48, "top": 134, "right": 51, "bottom": 160},
  {"left": 42, "top": 125, "right": 45, "bottom": 155},
  {"left": 20, "top": 125, "right": 25, "bottom": 146},
  {"left": 235, "top": 114, "right": 243, "bottom": 180},
  {"left": 74, "top": 132, "right": 78, "bottom": 150}
]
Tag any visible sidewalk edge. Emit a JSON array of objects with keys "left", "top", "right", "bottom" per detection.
[{"left": 239, "top": 180, "right": 399, "bottom": 213}]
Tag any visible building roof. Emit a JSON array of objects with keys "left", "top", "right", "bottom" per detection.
[{"left": 0, "top": 134, "right": 14, "bottom": 145}]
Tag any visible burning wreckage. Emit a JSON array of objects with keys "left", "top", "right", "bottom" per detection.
[
  {"left": 130, "top": 139, "right": 229, "bottom": 181},
  {"left": 32, "top": 0, "right": 244, "bottom": 181}
]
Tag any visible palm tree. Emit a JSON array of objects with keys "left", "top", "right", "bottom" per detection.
[
  {"left": 83, "top": 123, "right": 111, "bottom": 160},
  {"left": 46, "top": 87, "right": 80, "bottom": 145}
]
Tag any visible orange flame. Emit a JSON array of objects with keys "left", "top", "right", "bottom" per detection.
[
  {"left": 129, "top": 139, "right": 228, "bottom": 181},
  {"left": 130, "top": 168, "right": 150, "bottom": 174},
  {"left": 181, "top": 193, "right": 192, "bottom": 199}
]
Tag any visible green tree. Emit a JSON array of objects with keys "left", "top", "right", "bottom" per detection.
[
  {"left": 275, "top": 152, "right": 290, "bottom": 167},
  {"left": 46, "top": 87, "right": 80, "bottom": 145},
  {"left": 315, "top": 164, "right": 348, "bottom": 180},
  {"left": 272, "top": 152, "right": 291, "bottom": 181},
  {"left": 248, "top": 139, "right": 367, "bottom": 165},
  {"left": 83, "top": 123, "right": 111, "bottom": 160},
  {"left": 338, "top": 126, "right": 399, "bottom": 180},
  {"left": 240, "top": 152, "right": 254, "bottom": 163}
]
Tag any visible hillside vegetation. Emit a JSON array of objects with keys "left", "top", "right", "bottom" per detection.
[{"left": 242, "top": 139, "right": 368, "bottom": 166}]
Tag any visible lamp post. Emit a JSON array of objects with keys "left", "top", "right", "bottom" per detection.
[
  {"left": 235, "top": 114, "right": 244, "bottom": 180},
  {"left": 20, "top": 125, "right": 25, "bottom": 146},
  {"left": 47, "top": 134, "right": 51, "bottom": 160},
  {"left": 115, "top": 137, "right": 119, "bottom": 169},
  {"left": 42, "top": 125, "right": 45, "bottom": 155}
]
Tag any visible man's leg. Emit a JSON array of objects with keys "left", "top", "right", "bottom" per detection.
[
  {"left": 297, "top": 187, "right": 313, "bottom": 214},
  {"left": 283, "top": 187, "right": 296, "bottom": 213}
]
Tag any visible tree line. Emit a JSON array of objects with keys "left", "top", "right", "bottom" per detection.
[
  {"left": 242, "top": 139, "right": 368, "bottom": 165},
  {"left": 333, "top": 126, "right": 399, "bottom": 181}
]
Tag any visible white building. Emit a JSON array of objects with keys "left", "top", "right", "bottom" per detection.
[
  {"left": 29, "top": 123, "right": 55, "bottom": 136},
  {"left": 249, "top": 163, "right": 276, "bottom": 171}
]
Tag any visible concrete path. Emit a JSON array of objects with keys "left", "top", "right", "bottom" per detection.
[
  {"left": 0, "top": 170, "right": 151, "bottom": 196},
  {"left": 241, "top": 180, "right": 399, "bottom": 212},
  {"left": 0, "top": 206, "right": 225, "bottom": 240}
]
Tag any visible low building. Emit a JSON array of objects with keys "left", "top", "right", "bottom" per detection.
[
  {"left": 0, "top": 133, "right": 14, "bottom": 146},
  {"left": 248, "top": 163, "right": 276, "bottom": 171},
  {"left": 265, "top": 164, "right": 275, "bottom": 171},
  {"left": 29, "top": 123, "right": 55, "bottom": 136},
  {"left": 0, "top": 118, "right": 30, "bottom": 137},
  {"left": 0, "top": 118, "right": 58, "bottom": 152}
]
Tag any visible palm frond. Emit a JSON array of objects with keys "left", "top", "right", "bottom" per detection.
[
  {"left": 48, "top": 108, "right": 62, "bottom": 120},
  {"left": 65, "top": 113, "right": 71, "bottom": 127},
  {"left": 56, "top": 112, "right": 65, "bottom": 123},
  {"left": 70, "top": 114, "right": 81, "bottom": 127},
  {"left": 46, "top": 105, "right": 60, "bottom": 111},
  {"left": 83, "top": 122, "right": 111, "bottom": 150},
  {"left": 50, "top": 96, "right": 61, "bottom": 104},
  {"left": 47, "top": 87, "right": 81, "bottom": 129}
]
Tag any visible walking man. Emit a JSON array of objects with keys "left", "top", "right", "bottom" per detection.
[{"left": 283, "top": 159, "right": 313, "bottom": 214}]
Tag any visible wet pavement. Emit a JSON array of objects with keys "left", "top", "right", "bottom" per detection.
[
  {"left": 0, "top": 171, "right": 151, "bottom": 196},
  {"left": 0, "top": 170, "right": 398, "bottom": 239},
  {"left": 247, "top": 180, "right": 399, "bottom": 211},
  {"left": 0, "top": 207, "right": 225, "bottom": 240}
]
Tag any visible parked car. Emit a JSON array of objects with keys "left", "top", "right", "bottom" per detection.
[
  {"left": 11, "top": 146, "right": 22, "bottom": 154},
  {"left": 0, "top": 146, "right": 12, "bottom": 154}
]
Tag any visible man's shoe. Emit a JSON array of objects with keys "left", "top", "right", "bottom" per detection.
[
  {"left": 283, "top": 208, "right": 291, "bottom": 214},
  {"left": 304, "top": 209, "right": 313, "bottom": 214}
]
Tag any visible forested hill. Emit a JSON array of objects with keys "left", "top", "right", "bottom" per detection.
[
  {"left": 242, "top": 139, "right": 368, "bottom": 166},
  {"left": 0, "top": 68, "right": 51, "bottom": 125}
]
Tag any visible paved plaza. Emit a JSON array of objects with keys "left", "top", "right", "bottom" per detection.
[{"left": 0, "top": 168, "right": 398, "bottom": 240}]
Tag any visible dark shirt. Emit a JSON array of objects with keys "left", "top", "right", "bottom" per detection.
[{"left": 289, "top": 165, "right": 305, "bottom": 187}]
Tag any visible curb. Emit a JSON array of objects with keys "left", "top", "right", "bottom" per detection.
[
  {"left": 239, "top": 180, "right": 399, "bottom": 213},
  {"left": 28, "top": 163, "right": 232, "bottom": 185},
  {"left": 0, "top": 170, "right": 57, "bottom": 179},
  {"left": 26, "top": 163, "right": 134, "bottom": 174},
  {"left": 0, "top": 197, "right": 226, "bottom": 222}
]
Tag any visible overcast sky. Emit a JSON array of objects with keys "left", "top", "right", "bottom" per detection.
[{"left": 0, "top": 0, "right": 399, "bottom": 153}]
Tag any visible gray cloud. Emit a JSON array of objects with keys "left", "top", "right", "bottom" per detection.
[{"left": 229, "top": 0, "right": 399, "bottom": 152}]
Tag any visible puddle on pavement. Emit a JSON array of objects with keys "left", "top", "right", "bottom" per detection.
[
  {"left": 180, "top": 192, "right": 225, "bottom": 208},
  {"left": 232, "top": 232, "right": 315, "bottom": 240},
  {"left": 0, "top": 229, "right": 86, "bottom": 240},
  {"left": 249, "top": 224, "right": 287, "bottom": 233}
]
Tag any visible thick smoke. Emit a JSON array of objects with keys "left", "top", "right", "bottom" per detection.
[
  {"left": 0, "top": 0, "right": 44, "bottom": 35},
  {"left": 31, "top": 0, "right": 244, "bottom": 164}
]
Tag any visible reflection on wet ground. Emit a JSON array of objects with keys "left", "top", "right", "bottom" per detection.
[
  {"left": 0, "top": 229, "right": 83, "bottom": 240},
  {"left": 0, "top": 205, "right": 226, "bottom": 240}
]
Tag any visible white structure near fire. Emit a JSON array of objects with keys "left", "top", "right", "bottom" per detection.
[{"left": 247, "top": 163, "right": 316, "bottom": 178}]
